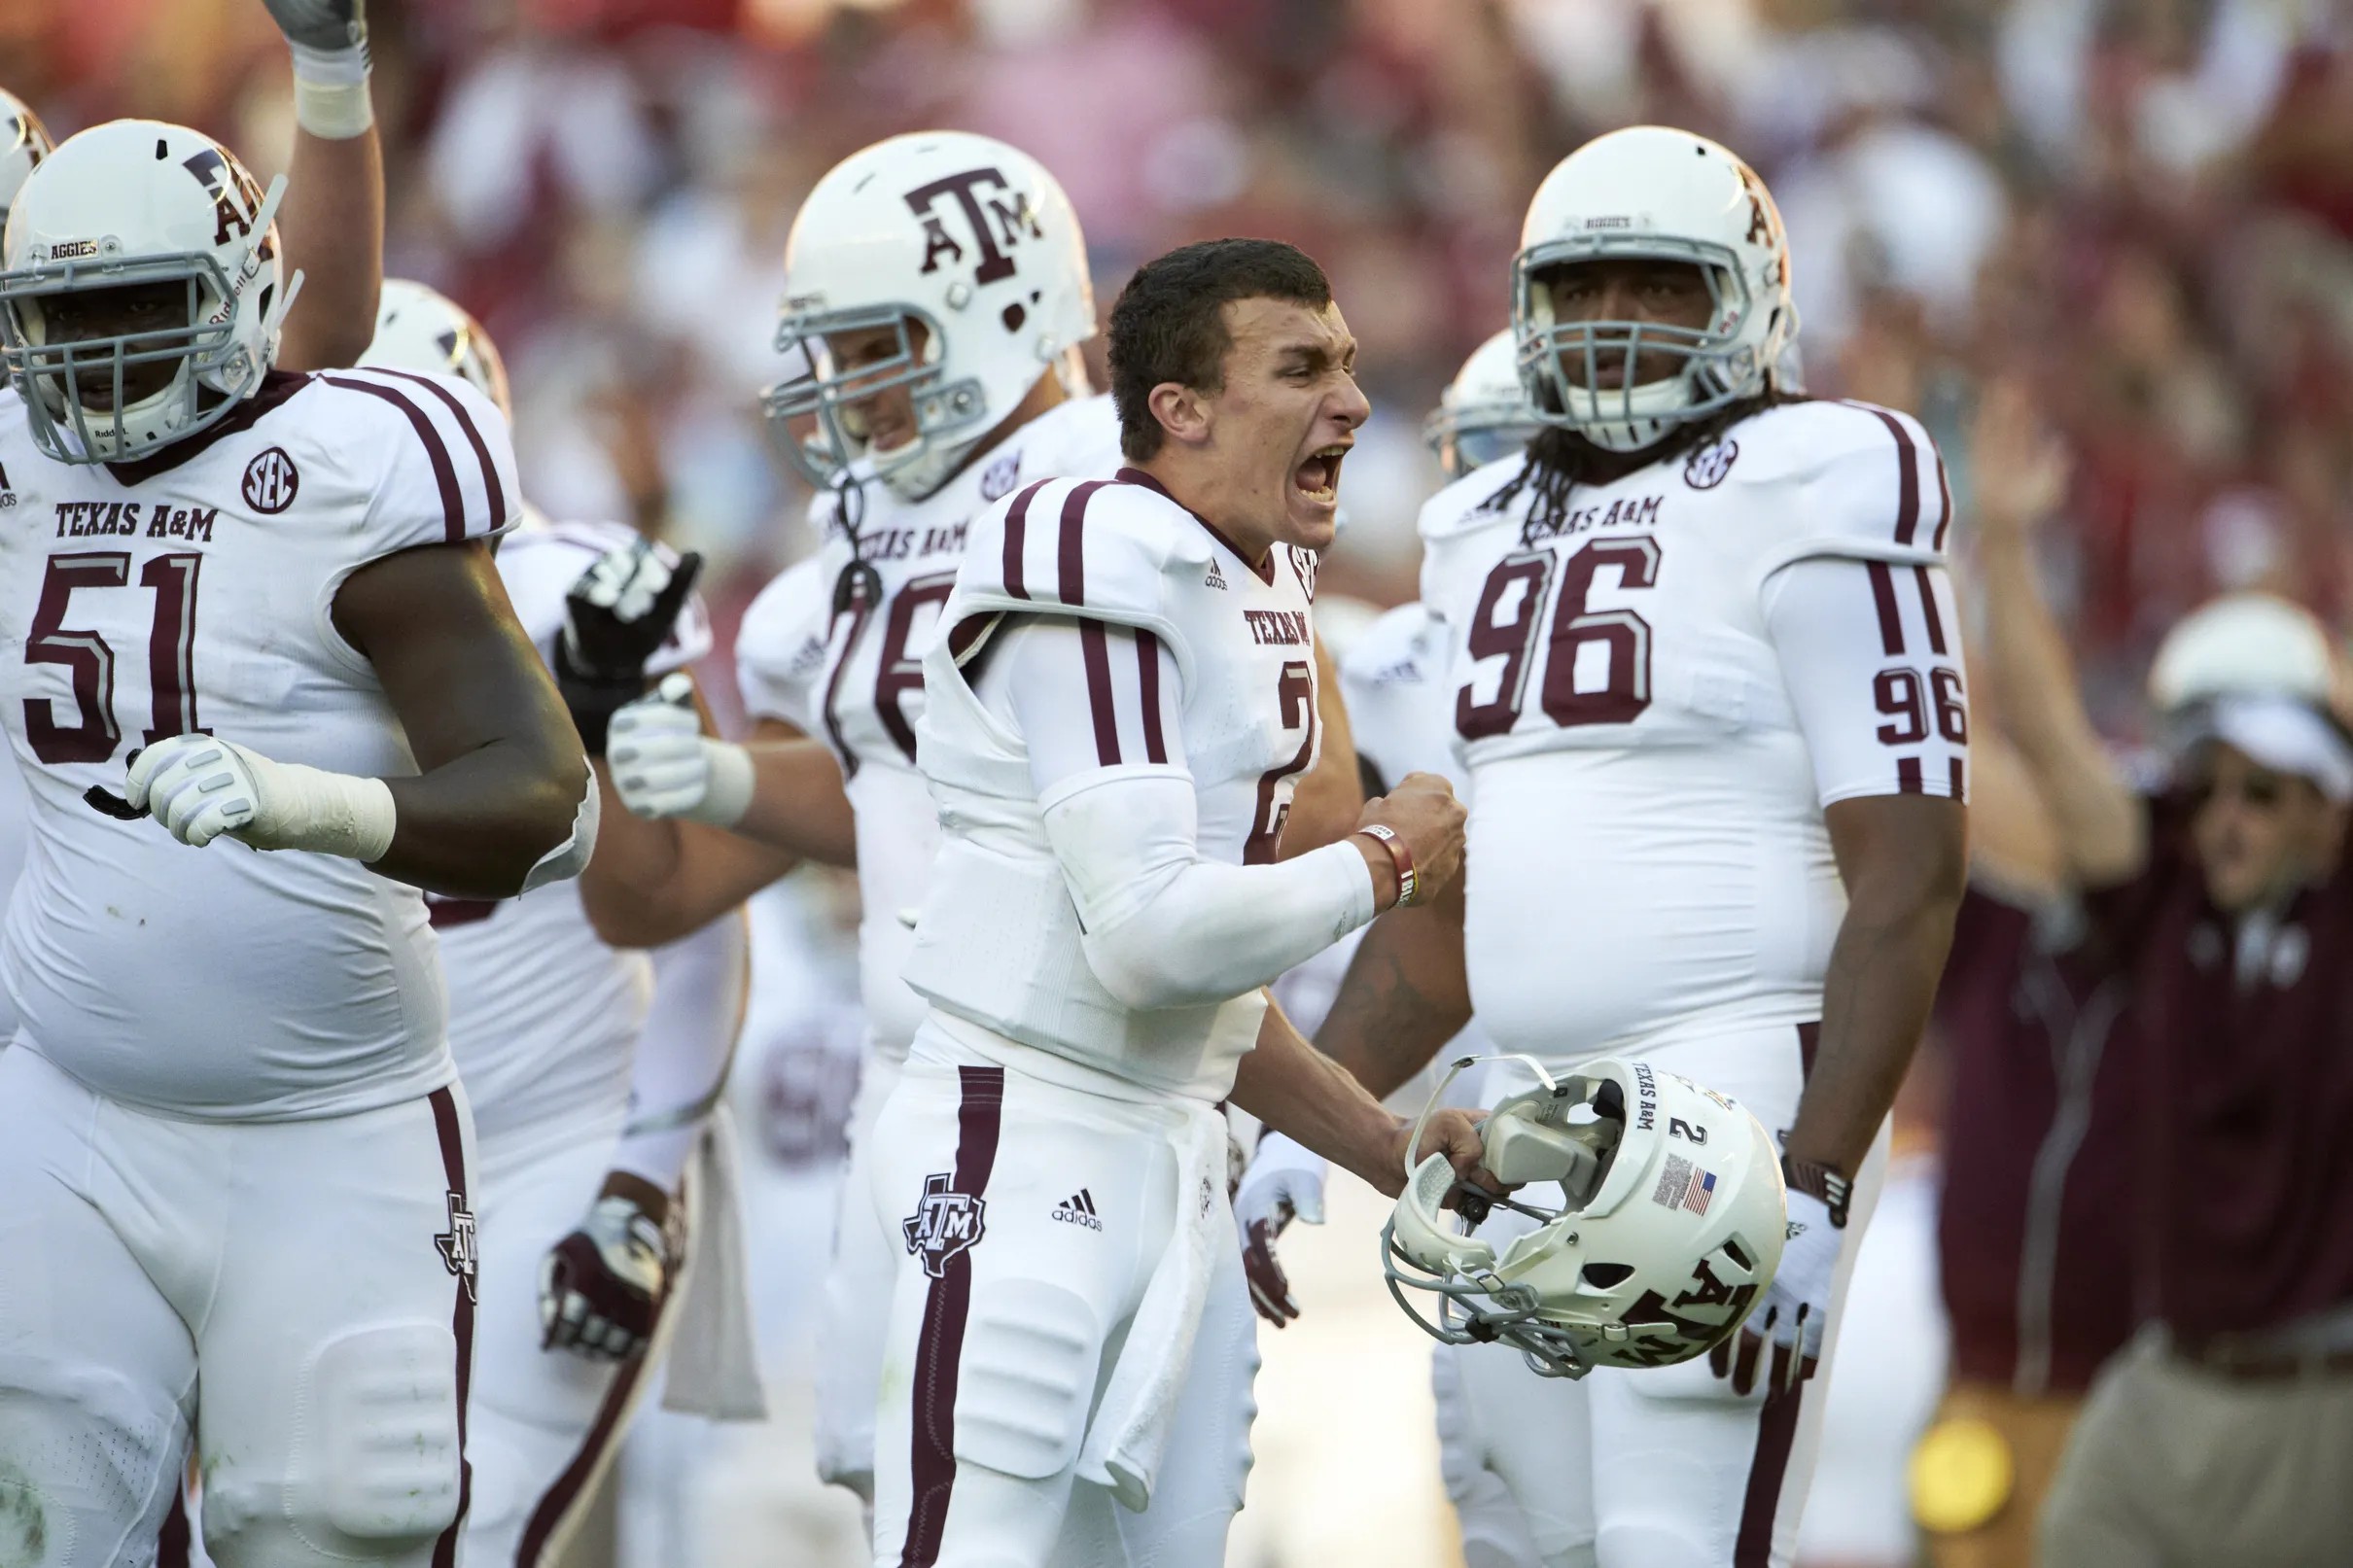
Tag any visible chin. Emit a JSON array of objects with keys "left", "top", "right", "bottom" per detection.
[{"left": 1281, "top": 505, "right": 1339, "bottom": 553}]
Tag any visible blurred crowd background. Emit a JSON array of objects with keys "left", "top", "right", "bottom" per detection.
[{"left": 11, "top": 0, "right": 2353, "bottom": 1563}]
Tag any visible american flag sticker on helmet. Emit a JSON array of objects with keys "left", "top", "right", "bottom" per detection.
[{"left": 1651, "top": 1154, "right": 1717, "bottom": 1216}]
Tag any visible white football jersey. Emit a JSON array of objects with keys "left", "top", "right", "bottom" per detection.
[
  {"left": 904, "top": 470, "right": 1326, "bottom": 1099},
  {"left": 1420, "top": 399, "right": 1960, "bottom": 1061},
  {"left": 0, "top": 367, "right": 518, "bottom": 1118},
  {"left": 734, "top": 394, "right": 1124, "bottom": 1063},
  {"left": 434, "top": 510, "right": 711, "bottom": 1146}
]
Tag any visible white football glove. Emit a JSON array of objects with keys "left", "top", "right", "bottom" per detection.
[
  {"left": 607, "top": 673, "right": 754, "bottom": 826},
  {"left": 540, "top": 1185, "right": 671, "bottom": 1362},
  {"left": 1235, "top": 1132, "right": 1327, "bottom": 1327},
  {"left": 127, "top": 734, "right": 395, "bottom": 860},
  {"left": 1712, "top": 1186, "right": 1839, "bottom": 1396}
]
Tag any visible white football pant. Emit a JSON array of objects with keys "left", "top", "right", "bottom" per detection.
[
  {"left": 0, "top": 1046, "right": 476, "bottom": 1568},
  {"left": 1429, "top": 1023, "right": 1889, "bottom": 1568},
  {"left": 460, "top": 1114, "right": 693, "bottom": 1567},
  {"left": 812, "top": 1050, "right": 902, "bottom": 1503},
  {"left": 868, "top": 1032, "right": 1256, "bottom": 1568}
]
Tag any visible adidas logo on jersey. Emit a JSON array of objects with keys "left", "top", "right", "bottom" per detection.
[
  {"left": 1051, "top": 1189, "right": 1103, "bottom": 1232},
  {"left": 1204, "top": 560, "right": 1227, "bottom": 590}
]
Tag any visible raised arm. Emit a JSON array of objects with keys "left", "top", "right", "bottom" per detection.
[
  {"left": 262, "top": 0, "right": 384, "bottom": 371},
  {"left": 1969, "top": 380, "right": 2145, "bottom": 886}
]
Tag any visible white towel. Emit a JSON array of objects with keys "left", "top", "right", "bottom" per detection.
[
  {"left": 659, "top": 1104, "right": 769, "bottom": 1419},
  {"left": 1076, "top": 1098, "right": 1229, "bottom": 1511}
]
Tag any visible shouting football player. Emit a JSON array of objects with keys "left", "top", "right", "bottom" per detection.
[
  {"left": 1313, "top": 126, "right": 1970, "bottom": 1568},
  {"left": 0, "top": 118, "right": 592, "bottom": 1568},
  {"left": 586, "top": 130, "right": 1364, "bottom": 1514},
  {"left": 845, "top": 236, "right": 1483, "bottom": 1566}
]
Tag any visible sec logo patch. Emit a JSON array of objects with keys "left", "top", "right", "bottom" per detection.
[
  {"left": 1683, "top": 439, "right": 1738, "bottom": 490},
  {"left": 241, "top": 447, "right": 299, "bottom": 513}
]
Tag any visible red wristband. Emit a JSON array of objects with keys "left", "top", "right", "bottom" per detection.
[{"left": 1354, "top": 824, "right": 1418, "bottom": 907}]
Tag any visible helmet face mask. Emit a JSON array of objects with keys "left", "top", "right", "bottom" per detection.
[
  {"left": 1383, "top": 1054, "right": 1786, "bottom": 1379},
  {"left": 0, "top": 121, "right": 293, "bottom": 465},
  {"left": 758, "top": 131, "right": 1097, "bottom": 505},
  {"left": 1512, "top": 127, "right": 1796, "bottom": 455}
]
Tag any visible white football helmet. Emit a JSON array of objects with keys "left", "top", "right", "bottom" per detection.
[
  {"left": 1514, "top": 125, "right": 1797, "bottom": 453},
  {"left": 1385, "top": 1055, "right": 1786, "bottom": 1378},
  {"left": 2148, "top": 593, "right": 2338, "bottom": 714},
  {"left": 0, "top": 120, "right": 297, "bottom": 464},
  {"left": 0, "top": 87, "right": 53, "bottom": 233},
  {"left": 760, "top": 130, "right": 1095, "bottom": 502},
  {"left": 362, "top": 278, "right": 512, "bottom": 422},
  {"left": 1424, "top": 329, "right": 1540, "bottom": 481}
]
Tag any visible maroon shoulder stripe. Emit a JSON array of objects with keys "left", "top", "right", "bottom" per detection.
[
  {"left": 1733, "top": 1383, "right": 1808, "bottom": 1566},
  {"left": 1931, "top": 448, "right": 1953, "bottom": 552},
  {"left": 1136, "top": 629, "right": 1168, "bottom": 765},
  {"left": 1001, "top": 480, "right": 1052, "bottom": 601},
  {"left": 322, "top": 375, "right": 464, "bottom": 542},
  {"left": 899, "top": 1065, "right": 1006, "bottom": 1568},
  {"left": 1897, "top": 755, "right": 1925, "bottom": 794},
  {"left": 1913, "top": 565, "right": 1947, "bottom": 654},
  {"left": 1078, "top": 619, "right": 1121, "bottom": 767},
  {"left": 1058, "top": 479, "right": 1110, "bottom": 607},
  {"left": 373, "top": 368, "right": 508, "bottom": 529},
  {"left": 1857, "top": 404, "right": 1920, "bottom": 546},
  {"left": 1867, "top": 562, "right": 1904, "bottom": 655},
  {"left": 427, "top": 1087, "right": 475, "bottom": 1568}
]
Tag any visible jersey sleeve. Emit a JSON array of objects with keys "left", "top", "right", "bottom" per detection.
[
  {"left": 735, "top": 557, "right": 831, "bottom": 732},
  {"left": 944, "top": 475, "right": 1203, "bottom": 679},
  {"left": 1762, "top": 555, "right": 1969, "bottom": 805},
  {"left": 1750, "top": 401, "right": 1952, "bottom": 580},
  {"left": 978, "top": 616, "right": 1189, "bottom": 806},
  {"left": 316, "top": 367, "right": 521, "bottom": 556}
]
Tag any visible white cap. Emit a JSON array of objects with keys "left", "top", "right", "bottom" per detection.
[{"left": 2194, "top": 694, "right": 2353, "bottom": 804}]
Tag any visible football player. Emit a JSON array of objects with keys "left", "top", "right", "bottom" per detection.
[
  {"left": 0, "top": 121, "right": 592, "bottom": 1568},
  {"left": 358, "top": 281, "right": 761, "bottom": 1567},
  {"left": 843, "top": 236, "right": 1479, "bottom": 1566},
  {"left": 1312, "top": 126, "right": 1970, "bottom": 1568},
  {"left": 585, "top": 130, "right": 1365, "bottom": 1511}
]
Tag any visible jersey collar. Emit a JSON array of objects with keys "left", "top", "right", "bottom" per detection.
[{"left": 105, "top": 369, "right": 311, "bottom": 486}]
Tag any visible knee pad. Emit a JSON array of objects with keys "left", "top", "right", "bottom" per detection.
[
  {"left": 212, "top": 1323, "right": 462, "bottom": 1563},
  {"left": 0, "top": 1357, "right": 189, "bottom": 1568},
  {"left": 950, "top": 1279, "right": 1100, "bottom": 1482}
]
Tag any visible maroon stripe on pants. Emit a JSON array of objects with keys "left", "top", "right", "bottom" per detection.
[
  {"left": 428, "top": 1088, "right": 474, "bottom": 1568},
  {"left": 1896, "top": 755, "right": 1924, "bottom": 794},
  {"left": 1058, "top": 480, "right": 1109, "bottom": 607},
  {"left": 374, "top": 368, "right": 507, "bottom": 525},
  {"left": 899, "top": 1065, "right": 1006, "bottom": 1568},
  {"left": 157, "top": 1481, "right": 193, "bottom": 1567},
  {"left": 321, "top": 376, "right": 464, "bottom": 542},
  {"left": 1733, "top": 1383, "right": 1809, "bottom": 1566},
  {"left": 1001, "top": 480, "right": 1052, "bottom": 601},
  {"left": 1078, "top": 619, "right": 1121, "bottom": 766},
  {"left": 514, "top": 1287, "right": 667, "bottom": 1566},
  {"left": 1136, "top": 629, "right": 1168, "bottom": 764},
  {"left": 1866, "top": 563, "right": 1904, "bottom": 655},
  {"left": 1855, "top": 404, "right": 1920, "bottom": 545}
]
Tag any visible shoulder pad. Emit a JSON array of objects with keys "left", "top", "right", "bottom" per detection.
[
  {"left": 307, "top": 367, "right": 520, "bottom": 549},
  {"left": 737, "top": 557, "right": 832, "bottom": 729},
  {"left": 1417, "top": 458, "right": 1529, "bottom": 622},
  {"left": 1729, "top": 400, "right": 1951, "bottom": 575}
]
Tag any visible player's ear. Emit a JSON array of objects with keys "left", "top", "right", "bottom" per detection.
[{"left": 1147, "top": 380, "right": 1212, "bottom": 449}]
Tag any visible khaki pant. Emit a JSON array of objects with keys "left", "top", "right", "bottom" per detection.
[
  {"left": 1919, "top": 1381, "right": 2085, "bottom": 1568},
  {"left": 2039, "top": 1328, "right": 2353, "bottom": 1568}
]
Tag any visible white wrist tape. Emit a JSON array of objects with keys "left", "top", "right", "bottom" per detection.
[
  {"left": 249, "top": 760, "right": 398, "bottom": 861},
  {"left": 289, "top": 42, "right": 372, "bottom": 138},
  {"left": 689, "top": 742, "right": 755, "bottom": 828}
]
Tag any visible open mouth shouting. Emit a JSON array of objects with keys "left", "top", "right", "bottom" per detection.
[{"left": 1293, "top": 441, "right": 1350, "bottom": 511}]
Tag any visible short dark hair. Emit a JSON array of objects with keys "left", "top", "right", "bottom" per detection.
[{"left": 1106, "top": 238, "right": 1333, "bottom": 461}]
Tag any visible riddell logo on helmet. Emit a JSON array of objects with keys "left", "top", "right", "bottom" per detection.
[{"left": 906, "top": 166, "right": 1042, "bottom": 285}]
